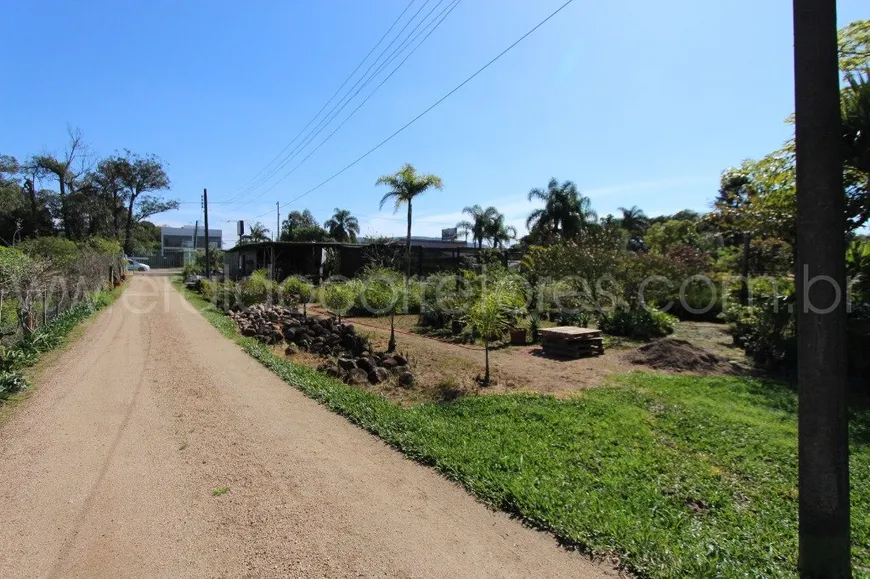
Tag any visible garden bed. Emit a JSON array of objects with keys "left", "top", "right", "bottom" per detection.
[{"left": 299, "top": 307, "right": 747, "bottom": 404}]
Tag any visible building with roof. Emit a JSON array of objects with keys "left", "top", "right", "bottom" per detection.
[
  {"left": 223, "top": 238, "right": 487, "bottom": 283},
  {"left": 160, "top": 225, "right": 223, "bottom": 253}
]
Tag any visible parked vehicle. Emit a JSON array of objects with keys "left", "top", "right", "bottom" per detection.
[{"left": 125, "top": 258, "right": 151, "bottom": 272}]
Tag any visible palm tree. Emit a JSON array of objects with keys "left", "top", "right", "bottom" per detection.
[
  {"left": 324, "top": 208, "right": 360, "bottom": 243},
  {"left": 526, "top": 178, "right": 597, "bottom": 242},
  {"left": 248, "top": 221, "right": 270, "bottom": 243},
  {"left": 376, "top": 163, "right": 443, "bottom": 278},
  {"left": 842, "top": 69, "right": 870, "bottom": 176},
  {"left": 487, "top": 211, "right": 517, "bottom": 248},
  {"left": 618, "top": 205, "right": 650, "bottom": 236},
  {"left": 618, "top": 205, "right": 650, "bottom": 252},
  {"left": 457, "top": 205, "right": 497, "bottom": 248}
]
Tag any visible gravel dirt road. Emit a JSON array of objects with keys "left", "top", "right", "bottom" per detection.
[{"left": 0, "top": 274, "right": 616, "bottom": 578}]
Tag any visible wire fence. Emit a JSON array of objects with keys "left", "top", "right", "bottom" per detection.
[{"left": 0, "top": 267, "right": 120, "bottom": 348}]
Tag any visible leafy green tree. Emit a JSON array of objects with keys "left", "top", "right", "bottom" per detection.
[
  {"left": 194, "top": 248, "right": 224, "bottom": 277},
  {"left": 0, "top": 156, "right": 27, "bottom": 243},
  {"left": 281, "top": 209, "right": 330, "bottom": 242},
  {"left": 838, "top": 19, "right": 870, "bottom": 74},
  {"left": 526, "top": 178, "right": 597, "bottom": 244},
  {"left": 111, "top": 151, "right": 174, "bottom": 255},
  {"left": 457, "top": 205, "right": 497, "bottom": 248},
  {"left": 376, "top": 163, "right": 444, "bottom": 279},
  {"left": 130, "top": 221, "right": 161, "bottom": 254},
  {"left": 645, "top": 220, "right": 702, "bottom": 255},
  {"left": 324, "top": 208, "right": 360, "bottom": 243}
]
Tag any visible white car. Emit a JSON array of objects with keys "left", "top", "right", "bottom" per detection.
[{"left": 126, "top": 259, "right": 151, "bottom": 272}]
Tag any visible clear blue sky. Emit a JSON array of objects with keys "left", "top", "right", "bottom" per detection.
[{"left": 2, "top": 0, "right": 866, "bottom": 247}]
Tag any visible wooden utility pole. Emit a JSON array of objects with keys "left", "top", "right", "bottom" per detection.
[
  {"left": 276, "top": 202, "right": 280, "bottom": 242},
  {"left": 203, "top": 188, "right": 211, "bottom": 279},
  {"left": 793, "top": 1, "right": 851, "bottom": 576}
]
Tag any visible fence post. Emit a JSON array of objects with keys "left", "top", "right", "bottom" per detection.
[{"left": 42, "top": 291, "right": 47, "bottom": 326}]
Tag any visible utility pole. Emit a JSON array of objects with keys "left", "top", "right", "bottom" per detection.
[
  {"left": 793, "top": 1, "right": 850, "bottom": 576},
  {"left": 203, "top": 188, "right": 211, "bottom": 279},
  {"left": 276, "top": 201, "right": 280, "bottom": 242}
]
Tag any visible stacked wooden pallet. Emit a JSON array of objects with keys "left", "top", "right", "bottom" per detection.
[{"left": 539, "top": 327, "right": 604, "bottom": 359}]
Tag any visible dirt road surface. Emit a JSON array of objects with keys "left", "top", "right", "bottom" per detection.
[{"left": 0, "top": 274, "right": 615, "bottom": 578}]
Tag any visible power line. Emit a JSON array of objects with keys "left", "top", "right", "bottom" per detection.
[
  {"left": 251, "top": 0, "right": 446, "bottom": 185},
  {"left": 238, "top": 0, "right": 461, "bottom": 205},
  {"left": 277, "top": 0, "right": 577, "bottom": 210},
  {"left": 220, "top": 0, "right": 419, "bottom": 202},
  {"left": 225, "top": 0, "right": 442, "bottom": 203}
]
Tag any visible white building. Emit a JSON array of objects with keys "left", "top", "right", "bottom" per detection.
[{"left": 160, "top": 225, "right": 222, "bottom": 254}]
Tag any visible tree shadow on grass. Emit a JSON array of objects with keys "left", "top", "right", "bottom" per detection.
[{"left": 741, "top": 375, "right": 870, "bottom": 446}]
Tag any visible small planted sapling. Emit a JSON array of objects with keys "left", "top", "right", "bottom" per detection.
[
  {"left": 463, "top": 287, "right": 513, "bottom": 386},
  {"left": 281, "top": 276, "right": 314, "bottom": 318},
  {"left": 321, "top": 282, "right": 356, "bottom": 324}
]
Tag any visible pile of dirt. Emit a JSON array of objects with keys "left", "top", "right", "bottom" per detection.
[{"left": 626, "top": 338, "right": 739, "bottom": 374}]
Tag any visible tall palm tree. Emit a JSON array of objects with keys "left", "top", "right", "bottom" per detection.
[
  {"left": 842, "top": 69, "right": 870, "bottom": 176},
  {"left": 618, "top": 205, "right": 650, "bottom": 252},
  {"left": 457, "top": 204, "right": 497, "bottom": 248},
  {"left": 526, "top": 178, "right": 597, "bottom": 242},
  {"left": 248, "top": 221, "right": 270, "bottom": 243},
  {"left": 324, "top": 208, "right": 360, "bottom": 243},
  {"left": 618, "top": 205, "right": 650, "bottom": 237},
  {"left": 376, "top": 163, "right": 443, "bottom": 278},
  {"left": 487, "top": 211, "right": 517, "bottom": 248}
]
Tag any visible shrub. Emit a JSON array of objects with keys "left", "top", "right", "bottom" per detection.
[
  {"left": 18, "top": 237, "right": 80, "bottom": 270},
  {"left": 419, "top": 268, "right": 527, "bottom": 334},
  {"left": 0, "top": 370, "right": 27, "bottom": 395},
  {"left": 321, "top": 281, "right": 357, "bottom": 322},
  {"left": 722, "top": 278, "right": 796, "bottom": 370},
  {"left": 182, "top": 263, "right": 199, "bottom": 280},
  {"left": 280, "top": 276, "right": 314, "bottom": 316},
  {"left": 669, "top": 277, "right": 723, "bottom": 322},
  {"left": 597, "top": 308, "right": 677, "bottom": 340},
  {"left": 244, "top": 269, "right": 278, "bottom": 304}
]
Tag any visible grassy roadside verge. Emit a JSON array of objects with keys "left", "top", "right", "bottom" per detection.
[
  {"left": 173, "top": 277, "right": 870, "bottom": 578},
  {"left": 0, "top": 281, "right": 127, "bottom": 417}
]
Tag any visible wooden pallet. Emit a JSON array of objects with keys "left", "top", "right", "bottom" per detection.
[{"left": 539, "top": 326, "right": 604, "bottom": 359}]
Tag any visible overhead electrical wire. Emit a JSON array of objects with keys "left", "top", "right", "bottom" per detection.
[
  {"left": 237, "top": 0, "right": 462, "bottom": 205},
  {"left": 235, "top": 0, "right": 576, "bottom": 225},
  {"left": 238, "top": 0, "right": 451, "bottom": 194},
  {"left": 220, "top": 0, "right": 419, "bottom": 203},
  {"left": 251, "top": 0, "right": 577, "bottom": 216},
  {"left": 223, "top": 0, "right": 443, "bottom": 203}
]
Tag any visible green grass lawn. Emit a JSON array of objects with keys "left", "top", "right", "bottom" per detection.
[{"left": 174, "top": 278, "right": 870, "bottom": 578}]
